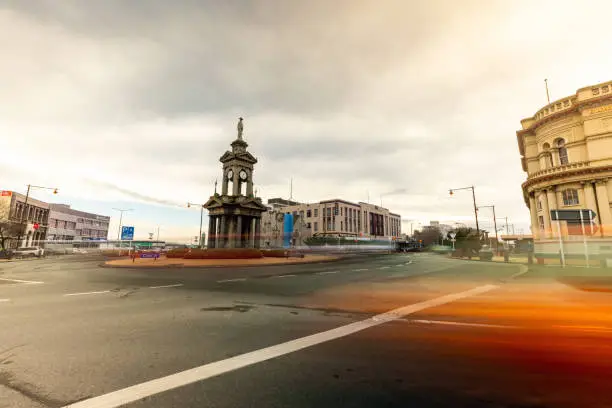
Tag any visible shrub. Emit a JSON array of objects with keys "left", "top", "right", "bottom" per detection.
[
  {"left": 184, "top": 248, "right": 263, "bottom": 259},
  {"left": 167, "top": 248, "right": 190, "bottom": 258},
  {"left": 261, "top": 249, "right": 289, "bottom": 258},
  {"left": 102, "top": 249, "right": 130, "bottom": 257}
]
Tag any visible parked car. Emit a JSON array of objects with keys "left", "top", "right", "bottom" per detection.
[{"left": 14, "top": 246, "right": 45, "bottom": 258}]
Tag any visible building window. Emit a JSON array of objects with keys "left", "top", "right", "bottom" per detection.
[
  {"left": 340, "top": 207, "right": 343, "bottom": 216},
  {"left": 306, "top": 209, "right": 311, "bottom": 218},
  {"left": 562, "top": 189, "right": 579, "bottom": 206},
  {"left": 340, "top": 221, "right": 343, "bottom": 231},
  {"left": 327, "top": 221, "right": 332, "bottom": 231},
  {"left": 327, "top": 208, "right": 331, "bottom": 216},
  {"left": 537, "top": 200, "right": 542, "bottom": 211},
  {"left": 299, "top": 210, "right": 304, "bottom": 219},
  {"left": 334, "top": 206, "right": 339, "bottom": 215},
  {"left": 557, "top": 139, "right": 569, "bottom": 165},
  {"left": 314, "top": 209, "right": 318, "bottom": 217},
  {"left": 314, "top": 222, "right": 318, "bottom": 232},
  {"left": 538, "top": 216, "right": 545, "bottom": 231}
]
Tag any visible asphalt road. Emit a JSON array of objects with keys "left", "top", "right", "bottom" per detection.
[{"left": 1, "top": 254, "right": 611, "bottom": 408}]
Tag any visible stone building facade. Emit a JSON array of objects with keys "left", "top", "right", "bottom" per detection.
[
  {"left": 261, "top": 197, "right": 402, "bottom": 240},
  {"left": 517, "top": 79, "right": 612, "bottom": 258}
]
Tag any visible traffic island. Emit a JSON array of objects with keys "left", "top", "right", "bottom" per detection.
[{"left": 104, "top": 253, "right": 340, "bottom": 268}]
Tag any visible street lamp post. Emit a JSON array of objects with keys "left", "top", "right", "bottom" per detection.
[
  {"left": 187, "top": 202, "right": 205, "bottom": 249},
  {"left": 112, "top": 208, "right": 133, "bottom": 243},
  {"left": 449, "top": 186, "right": 480, "bottom": 238},
  {"left": 478, "top": 205, "right": 499, "bottom": 254},
  {"left": 16, "top": 184, "right": 58, "bottom": 247}
]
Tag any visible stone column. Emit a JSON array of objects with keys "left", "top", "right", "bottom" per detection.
[
  {"left": 550, "top": 147, "right": 559, "bottom": 167},
  {"left": 232, "top": 172, "right": 240, "bottom": 196},
  {"left": 254, "top": 218, "right": 261, "bottom": 248},
  {"left": 227, "top": 216, "right": 235, "bottom": 248},
  {"left": 222, "top": 174, "right": 229, "bottom": 195},
  {"left": 246, "top": 174, "right": 253, "bottom": 197},
  {"left": 207, "top": 216, "right": 216, "bottom": 248},
  {"left": 546, "top": 188, "right": 558, "bottom": 238},
  {"left": 582, "top": 181, "right": 599, "bottom": 234},
  {"left": 539, "top": 190, "right": 551, "bottom": 239},
  {"left": 219, "top": 216, "right": 226, "bottom": 248},
  {"left": 236, "top": 215, "right": 243, "bottom": 248},
  {"left": 595, "top": 179, "right": 612, "bottom": 236},
  {"left": 528, "top": 193, "right": 539, "bottom": 240}
]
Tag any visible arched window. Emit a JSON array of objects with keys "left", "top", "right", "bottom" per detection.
[
  {"left": 542, "top": 143, "right": 553, "bottom": 168},
  {"left": 557, "top": 139, "right": 568, "bottom": 165}
]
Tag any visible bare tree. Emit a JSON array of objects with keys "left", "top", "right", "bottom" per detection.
[{"left": 0, "top": 220, "right": 21, "bottom": 251}]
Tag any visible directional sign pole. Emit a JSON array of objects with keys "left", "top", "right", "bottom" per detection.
[
  {"left": 579, "top": 210, "right": 590, "bottom": 268},
  {"left": 555, "top": 210, "right": 566, "bottom": 268}
]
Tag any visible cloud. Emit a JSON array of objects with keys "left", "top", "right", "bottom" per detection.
[
  {"left": 85, "top": 180, "right": 184, "bottom": 208},
  {"left": 2, "top": 0, "right": 612, "bottom": 239}
]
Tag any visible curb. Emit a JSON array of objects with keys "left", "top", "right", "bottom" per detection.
[{"left": 99, "top": 256, "right": 345, "bottom": 270}]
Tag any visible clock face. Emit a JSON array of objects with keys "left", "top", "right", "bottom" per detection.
[
  {"left": 227, "top": 170, "right": 234, "bottom": 179},
  {"left": 239, "top": 170, "right": 248, "bottom": 180}
]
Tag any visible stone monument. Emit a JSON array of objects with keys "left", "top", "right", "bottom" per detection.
[{"left": 204, "top": 118, "right": 267, "bottom": 248}]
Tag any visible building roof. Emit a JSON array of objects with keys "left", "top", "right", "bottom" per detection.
[{"left": 49, "top": 204, "right": 110, "bottom": 220}]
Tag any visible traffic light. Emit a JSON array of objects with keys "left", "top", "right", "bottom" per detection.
[{"left": 33, "top": 223, "right": 40, "bottom": 230}]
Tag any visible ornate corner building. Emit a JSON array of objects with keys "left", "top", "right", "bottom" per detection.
[{"left": 517, "top": 80, "right": 612, "bottom": 258}]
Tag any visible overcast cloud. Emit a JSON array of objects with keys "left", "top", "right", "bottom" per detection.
[{"left": 2, "top": 0, "right": 612, "bottom": 239}]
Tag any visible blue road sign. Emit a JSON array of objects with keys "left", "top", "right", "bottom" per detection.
[{"left": 121, "top": 226, "right": 134, "bottom": 240}]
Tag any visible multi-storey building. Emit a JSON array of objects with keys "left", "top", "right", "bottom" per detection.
[
  {"left": 517, "top": 79, "right": 612, "bottom": 260},
  {"left": 0, "top": 190, "right": 50, "bottom": 247},
  {"left": 261, "top": 197, "right": 402, "bottom": 241},
  {"left": 47, "top": 204, "right": 110, "bottom": 244}
]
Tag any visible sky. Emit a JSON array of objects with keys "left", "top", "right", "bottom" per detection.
[{"left": 2, "top": 0, "right": 612, "bottom": 242}]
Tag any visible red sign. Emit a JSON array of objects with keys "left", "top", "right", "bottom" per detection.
[
  {"left": 1, "top": 191, "right": 12, "bottom": 196},
  {"left": 33, "top": 223, "right": 40, "bottom": 230}
]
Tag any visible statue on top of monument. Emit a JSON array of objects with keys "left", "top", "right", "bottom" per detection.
[{"left": 237, "top": 117, "right": 244, "bottom": 140}]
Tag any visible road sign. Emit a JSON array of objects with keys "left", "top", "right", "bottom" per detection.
[
  {"left": 140, "top": 252, "right": 160, "bottom": 259},
  {"left": 121, "top": 226, "right": 134, "bottom": 240},
  {"left": 1, "top": 191, "right": 12, "bottom": 196},
  {"left": 550, "top": 209, "right": 596, "bottom": 221}
]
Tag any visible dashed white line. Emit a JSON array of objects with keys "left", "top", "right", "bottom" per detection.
[
  {"left": 317, "top": 270, "right": 339, "bottom": 275},
  {"left": 0, "top": 299, "right": 10, "bottom": 303},
  {"left": 149, "top": 284, "right": 184, "bottom": 289},
  {"left": 63, "top": 290, "right": 111, "bottom": 297},
  {"left": 352, "top": 268, "right": 368, "bottom": 272},
  {"left": 273, "top": 274, "right": 296, "bottom": 278},
  {"left": 216, "top": 278, "right": 246, "bottom": 283},
  {"left": 0, "top": 277, "right": 44, "bottom": 284},
  {"left": 378, "top": 266, "right": 390, "bottom": 270},
  {"left": 63, "top": 284, "right": 498, "bottom": 408}
]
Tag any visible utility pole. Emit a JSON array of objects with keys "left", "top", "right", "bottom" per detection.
[
  {"left": 449, "top": 185, "right": 480, "bottom": 238},
  {"left": 112, "top": 208, "right": 133, "bottom": 242},
  {"left": 187, "top": 202, "right": 205, "bottom": 249},
  {"left": 156, "top": 226, "right": 160, "bottom": 242},
  {"left": 478, "top": 205, "right": 499, "bottom": 254},
  {"left": 17, "top": 184, "right": 58, "bottom": 247}
]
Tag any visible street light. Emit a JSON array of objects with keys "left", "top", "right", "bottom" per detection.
[
  {"left": 187, "top": 202, "right": 205, "bottom": 249},
  {"left": 448, "top": 185, "right": 480, "bottom": 237},
  {"left": 17, "top": 184, "right": 59, "bottom": 247},
  {"left": 112, "top": 208, "right": 133, "bottom": 242},
  {"left": 478, "top": 205, "right": 499, "bottom": 253}
]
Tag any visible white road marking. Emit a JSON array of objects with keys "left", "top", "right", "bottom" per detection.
[
  {"left": 216, "top": 278, "right": 246, "bottom": 283},
  {"left": 378, "top": 266, "right": 390, "bottom": 269},
  {"left": 0, "top": 277, "right": 44, "bottom": 284},
  {"left": 63, "top": 290, "right": 111, "bottom": 297},
  {"left": 149, "top": 284, "right": 184, "bottom": 289},
  {"left": 317, "top": 270, "right": 339, "bottom": 275},
  {"left": 0, "top": 299, "right": 10, "bottom": 303},
  {"left": 509, "top": 265, "right": 529, "bottom": 279},
  {"left": 395, "top": 264, "right": 404, "bottom": 267},
  {"left": 352, "top": 268, "right": 368, "bottom": 272},
  {"left": 62, "top": 284, "right": 498, "bottom": 408},
  {"left": 273, "top": 274, "right": 296, "bottom": 278},
  {"left": 410, "top": 319, "right": 518, "bottom": 329}
]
